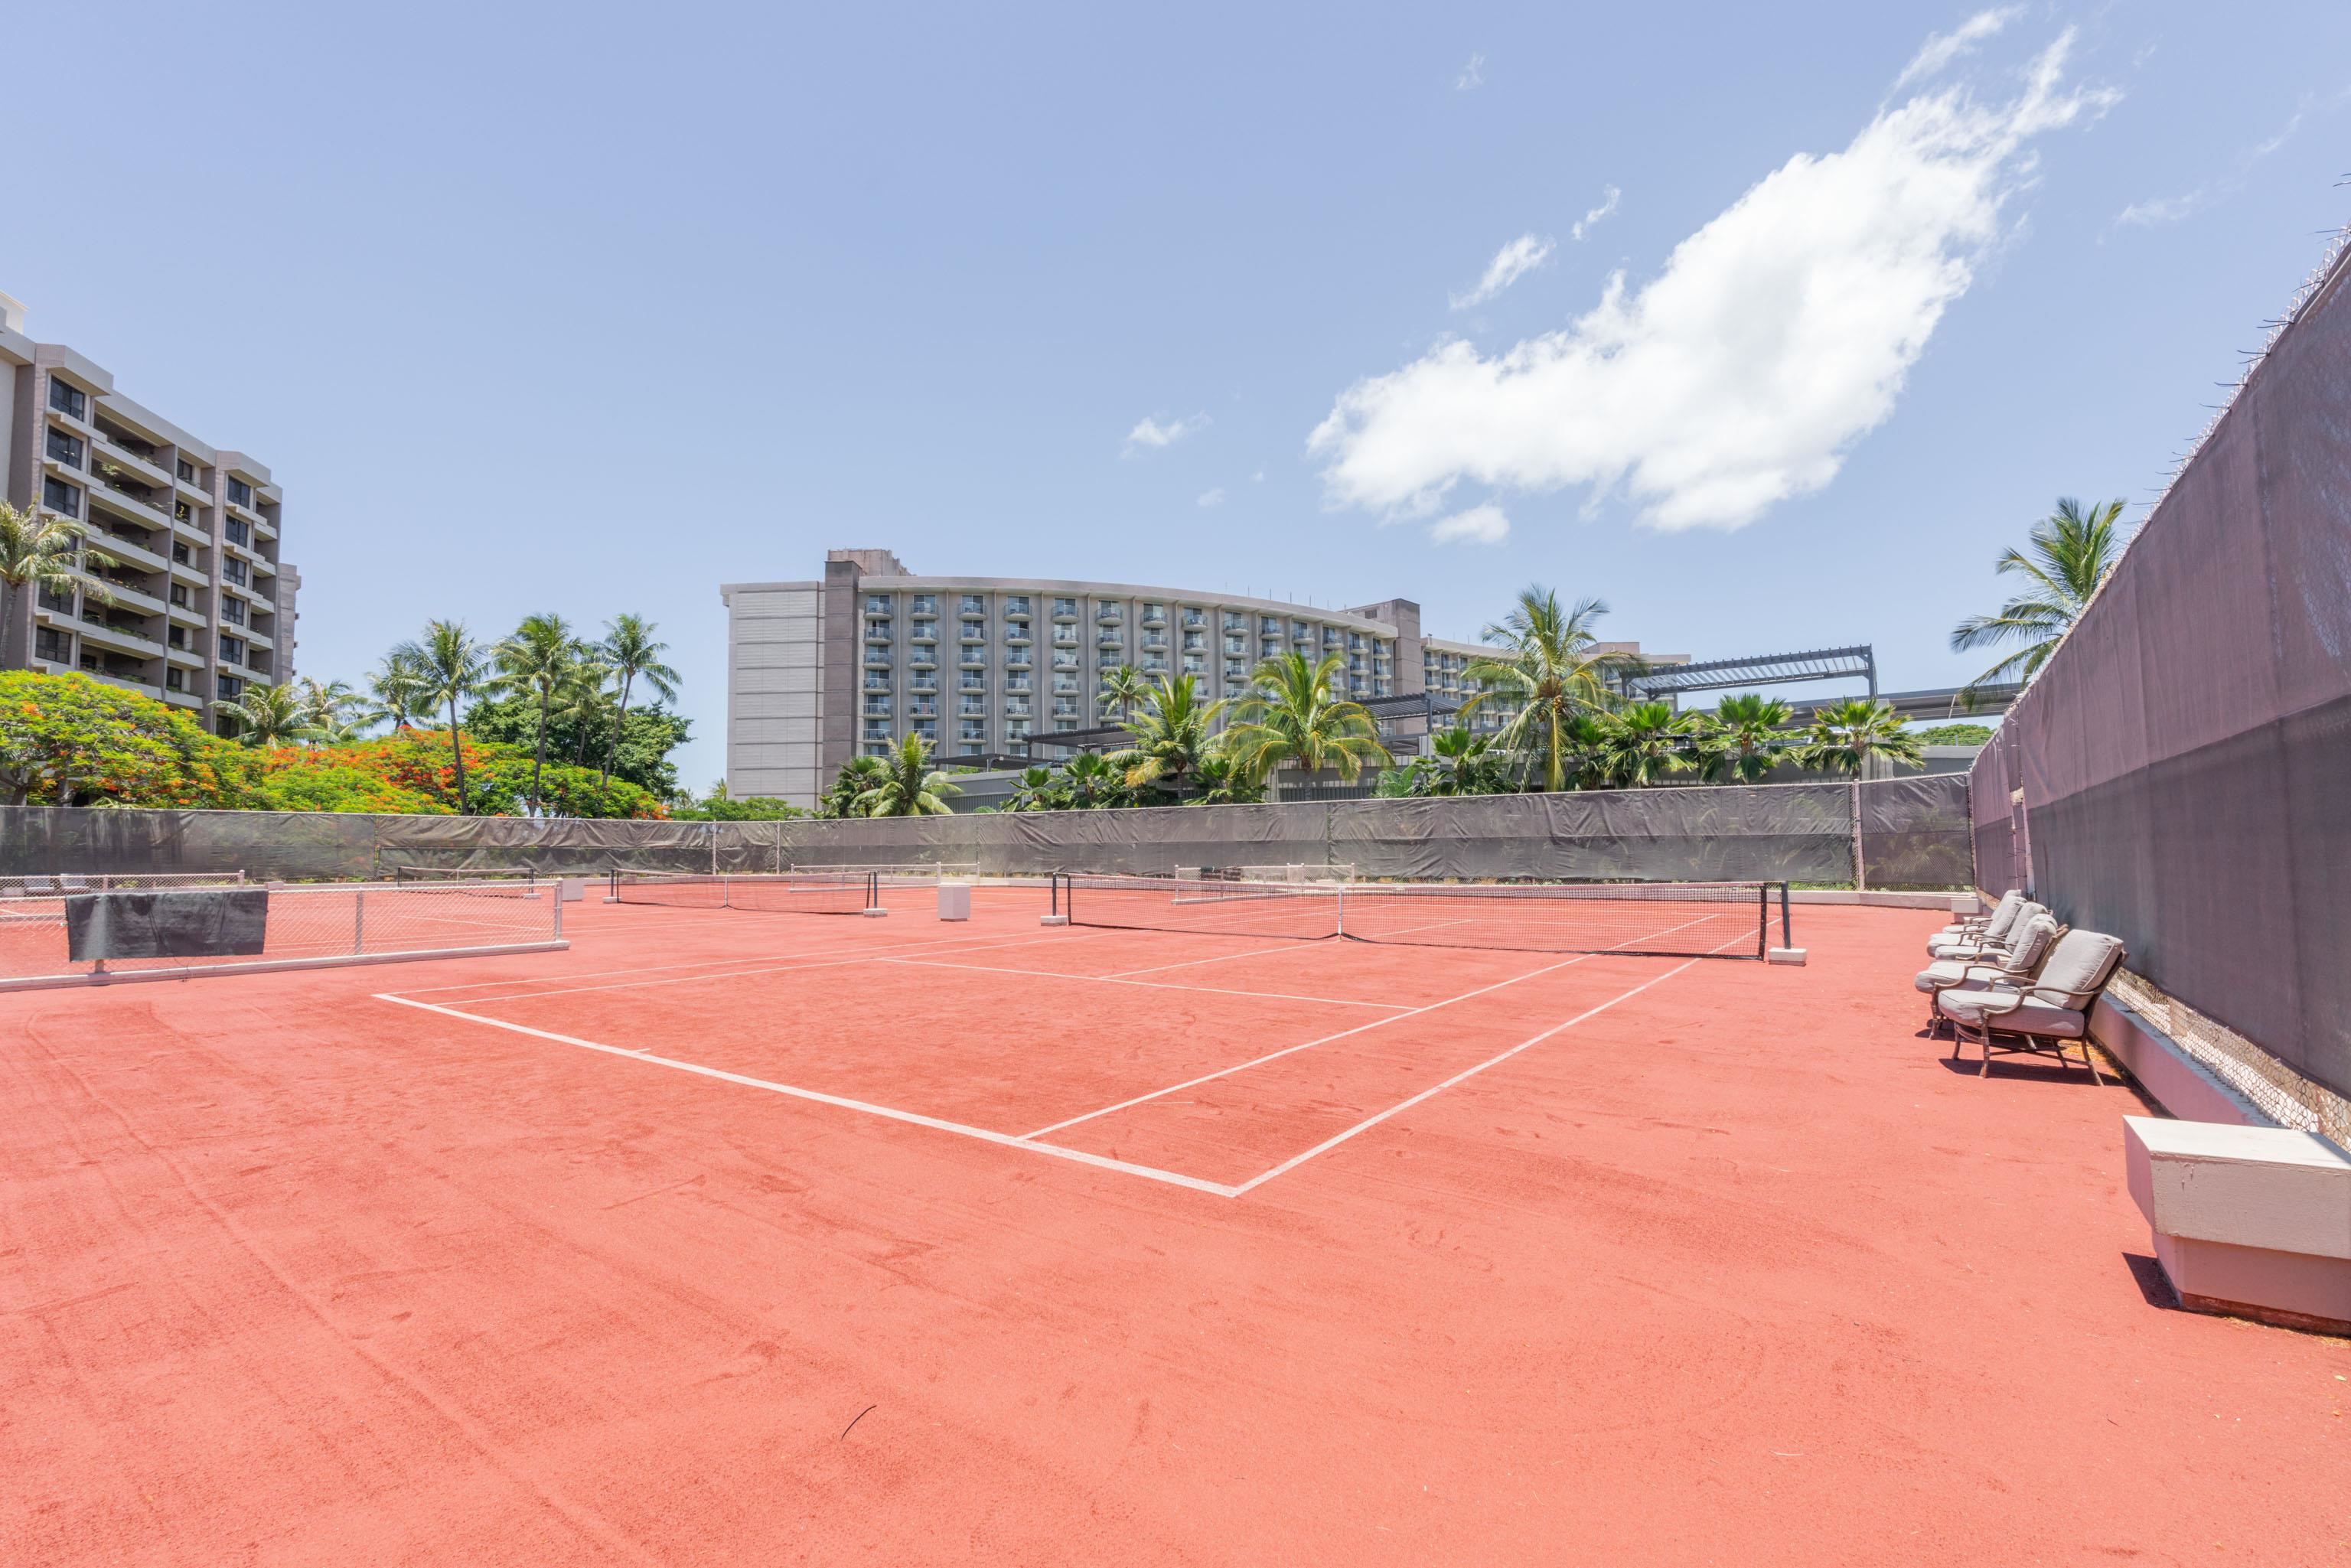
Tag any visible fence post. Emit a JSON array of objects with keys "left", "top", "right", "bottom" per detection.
[
  {"left": 352, "top": 888, "right": 366, "bottom": 955},
  {"left": 1851, "top": 778, "right": 1867, "bottom": 894}
]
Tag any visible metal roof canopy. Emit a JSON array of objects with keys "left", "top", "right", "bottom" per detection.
[{"left": 1624, "top": 644, "right": 1877, "bottom": 703}]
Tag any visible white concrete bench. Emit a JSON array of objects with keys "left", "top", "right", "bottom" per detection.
[{"left": 2124, "top": 1116, "right": 2351, "bottom": 1335}]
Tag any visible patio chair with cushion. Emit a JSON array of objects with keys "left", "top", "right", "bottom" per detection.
[
  {"left": 1929, "top": 890, "right": 2022, "bottom": 954},
  {"left": 1937, "top": 930, "right": 2128, "bottom": 1083},
  {"left": 1914, "top": 912, "right": 2063, "bottom": 1034},
  {"left": 1928, "top": 897, "right": 2044, "bottom": 965}
]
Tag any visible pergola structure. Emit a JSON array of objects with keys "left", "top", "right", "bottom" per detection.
[{"left": 1619, "top": 644, "right": 1878, "bottom": 705}]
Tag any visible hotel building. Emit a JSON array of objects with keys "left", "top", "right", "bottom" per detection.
[
  {"left": 1, "top": 291, "right": 298, "bottom": 731},
  {"left": 722, "top": 548, "right": 1681, "bottom": 809}
]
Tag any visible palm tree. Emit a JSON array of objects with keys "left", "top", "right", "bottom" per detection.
[
  {"left": 396, "top": 620, "right": 494, "bottom": 814},
  {"left": 1950, "top": 496, "right": 2131, "bottom": 703},
  {"left": 211, "top": 682, "right": 322, "bottom": 746},
  {"left": 821, "top": 755, "right": 890, "bottom": 818},
  {"left": 1098, "top": 662, "right": 1151, "bottom": 724},
  {"left": 0, "top": 501, "right": 116, "bottom": 669},
  {"left": 1599, "top": 701, "right": 1696, "bottom": 787},
  {"left": 559, "top": 659, "right": 618, "bottom": 768},
  {"left": 1219, "top": 650, "right": 1391, "bottom": 788},
  {"left": 493, "top": 613, "right": 582, "bottom": 815},
  {"left": 1108, "top": 673, "right": 1225, "bottom": 800},
  {"left": 1416, "top": 723, "right": 1502, "bottom": 796},
  {"left": 856, "top": 732, "right": 961, "bottom": 817},
  {"left": 1059, "top": 749, "right": 1128, "bottom": 809},
  {"left": 292, "top": 676, "right": 359, "bottom": 743},
  {"left": 1461, "top": 586, "right": 1616, "bottom": 792},
  {"left": 1006, "top": 765, "right": 1065, "bottom": 812},
  {"left": 1801, "top": 699, "right": 1925, "bottom": 777},
  {"left": 360, "top": 649, "right": 432, "bottom": 733},
  {"left": 1708, "top": 693, "right": 1796, "bottom": 783},
  {"left": 1192, "top": 748, "right": 1265, "bottom": 805},
  {"left": 598, "top": 614, "right": 680, "bottom": 784}
]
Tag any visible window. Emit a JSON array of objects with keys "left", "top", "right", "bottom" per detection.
[
  {"left": 176, "top": 458, "right": 196, "bottom": 482},
  {"left": 1052, "top": 597, "right": 1077, "bottom": 618},
  {"left": 862, "top": 696, "right": 892, "bottom": 716},
  {"left": 41, "top": 477, "right": 80, "bottom": 517},
  {"left": 165, "top": 667, "right": 184, "bottom": 692},
  {"left": 46, "top": 429, "right": 83, "bottom": 467},
  {"left": 48, "top": 380, "right": 86, "bottom": 419},
  {"left": 169, "top": 584, "right": 190, "bottom": 608},
  {"left": 911, "top": 617, "right": 935, "bottom": 639},
  {"left": 226, "top": 478, "right": 253, "bottom": 507},
  {"left": 1224, "top": 611, "right": 1247, "bottom": 631},
  {"left": 911, "top": 594, "right": 936, "bottom": 614},
  {"left": 220, "top": 597, "right": 246, "bottom": 626},
  {"left": 1004, "top": 595, "right": 1030, "bottom": 615},
  {"left": 960, "top": 595, "right": 986, "bottom": 614},
  {"left": 1182, "top": 630, "right": 1204, "bottom": 650},
  {"left": 33, "top": 627, "right": 70, "bottom": 664},
  {"left": 217, "top": 674, "right": 243, "bottom": 700},
  {"left": 863, "top": 719, "right": 892, "bottom": 741},
  {"left": 959, "top": 696, "right": 986, "bottom": 716},
  {"left": 171, "top": 542, "right": 191, "bottom": 566},
  {"left": 223, "top": 558, "right": 249, "bottom": 586},
  {"left": 225, "top": 519, "right": 249, "bottom": 547},
  {"left": 219, "top": 634, "right": 244, "bottom": 663},
  {"left": 960, "top": 619, "right": 985, "bottom": 641}
]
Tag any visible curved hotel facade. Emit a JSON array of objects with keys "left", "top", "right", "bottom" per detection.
[{"left": 722, "top": 547, "right": 1681, "bottom": 807}]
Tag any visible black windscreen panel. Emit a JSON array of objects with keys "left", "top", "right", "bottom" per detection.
[{"left": 65, "top": 888, "right": 270, "bottom": 962}]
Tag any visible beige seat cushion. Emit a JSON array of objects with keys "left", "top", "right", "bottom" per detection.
[
  {"left": 1916, "top": 914, "right": 2058, "bottom": 995},
  {"left": 1930, "top": 890, "right": 2022, "bottom": 948},
  {"left": 1929, "top": 902, "right": 2046, "bottom": 961},
  {"left": 1926, "top": 891, "right": 2026, "bottom": 957},
  {"left": 2028, "top": 930, "right": 2126, "bottom": 1010},
  {"left": 1937, "top": 985, "right": 2088, "bottom": 1039}
]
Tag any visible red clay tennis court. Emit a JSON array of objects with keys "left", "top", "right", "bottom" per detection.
[{"left": 4, "top": 882, "right": 2345, "bottom": 1563}]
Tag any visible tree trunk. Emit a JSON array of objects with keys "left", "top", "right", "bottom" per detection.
[
  {"left": 529, "top": 688, "right": 550, "bottom": 816},
  {"left": 0, "top": 578, "right": 18, "bottom": 671},
  {"left": 602, "top": 673, "right": 634, "bottom": 783},
  {"left": 447, "top": 696, "right": 470, "bottom": 815}
]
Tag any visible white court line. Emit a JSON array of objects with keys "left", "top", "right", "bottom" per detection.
[
  {"left": 1019, "top": 908, "right": 1730, "bottom": 1139},
  {"left": 1097, "top": 911, "right": 1479, "bottom": 978},
  {"left": 415, "top": 927, "right": 1090, "bottom": 1008},
  {"left": 1229, "top": 925, "right": 1761, "bottom": 1194},
  {"left": 1018, "top": 950, "right": 1603, "bottom": 1138},
  {"left": 386, "top": 920, "right": 1072, "bottom": 999},
  {"left": 374, "top": 993, "right": 1242, "bottom": 1198},
  {"left": 1104, "top": 941, "right": 1317, "bottom": 979},
  {"left": 1229, "top": 959, "right": 1704, "bottom": 1194},
  {"left": 876, "top": 955, "right": 1413, "bottom": 1012}
]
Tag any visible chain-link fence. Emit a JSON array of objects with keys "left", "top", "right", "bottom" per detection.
[{"left": 0, "top": 774, "right": 1973, "bottom": 891}]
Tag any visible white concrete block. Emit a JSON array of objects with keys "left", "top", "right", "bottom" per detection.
[
  {"left": 2124, "top": 1117, "right": 2351, "bottom": 1260},
  {"left": 937, "top": 881, "right": 971, "bottom": 921},
  {"left": 1766, "top": 947, "right": 1807, "bottom": 966}
]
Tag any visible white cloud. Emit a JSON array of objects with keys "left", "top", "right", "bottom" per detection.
[
  {"left": 1456, "top": 53, "right": 1485, "bottom": 91},
  {"left": 1197, "top": 487, "right": 1227, "bottom": 507},
  {"left": 1449, "top": 234, "right": 1554, "bottom": 310},
  {"left": 1893, "top": 7, "right": 2023, "bottom": 92},
  {"left": 1570, "top": 186, "right": 1621, "bottom": 242},
  {"left": 2114, "top": 88, "right": 2349, "bottom": 231},
  {"left": 2116, "top": 192, "right": 2202, "bottom": 228},
  {"left": 1123, "top": 413, "right": 1208, "bottom": 455},
  {"left": 1309, "top": 30, "right": 2115, "bottom": 533},
  {"left": 1429, "top": 503, "right": 1510, "bottom": 545}
]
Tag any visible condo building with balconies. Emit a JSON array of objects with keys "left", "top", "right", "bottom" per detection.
[
  {"left": 1, "top": 292, "right": 298, "bottom": 731},
  {"left": 722, "top": 548, "right": 1683, "bottom": 808}
]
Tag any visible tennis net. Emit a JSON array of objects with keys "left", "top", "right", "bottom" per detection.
[
  {"left": 1052, "top": 874, "right": 1785, "bottom": 959},
  {"left": 395, "top": 865, "right": 536, "bottom": 887},
  {"left": 608, "top": 869, "right": 879, "bottom": 914}
]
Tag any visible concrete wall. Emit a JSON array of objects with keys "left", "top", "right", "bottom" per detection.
[{"left": 722, "top": 582, "right": 825, "bottom": 805}]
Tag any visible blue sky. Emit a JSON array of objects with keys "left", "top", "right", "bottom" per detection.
[{"left": 6, "top": 2, "right": 2346, "bottom": 788}]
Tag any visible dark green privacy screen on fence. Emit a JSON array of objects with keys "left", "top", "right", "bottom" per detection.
[
  {"left": 1971, "top": 241, "right": 2351, "bottom": 1107},
  {"left": 0, "top": 775, "right": 1971, "bottom": 891}
]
